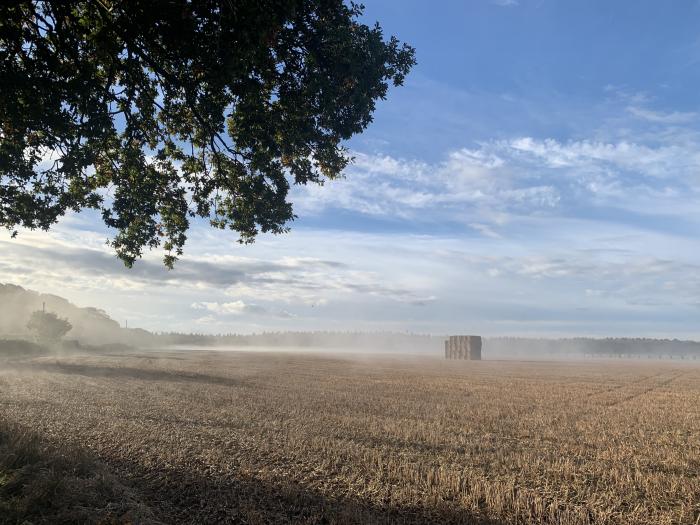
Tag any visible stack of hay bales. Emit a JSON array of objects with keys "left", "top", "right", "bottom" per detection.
[{"left": 444, "top": 335, "right": 482, "bottom": 360}]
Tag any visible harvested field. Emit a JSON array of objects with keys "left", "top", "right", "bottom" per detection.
[{"left": 1, "top": 351, "right": 699, "bottom": 524}]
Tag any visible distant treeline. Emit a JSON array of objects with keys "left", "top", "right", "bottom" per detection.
[
  {"left": 156, "top": 332, "right": 700, "bottom": 358},
  {"left": 486, "top": 337, "right": 700, "bottom": 358}
]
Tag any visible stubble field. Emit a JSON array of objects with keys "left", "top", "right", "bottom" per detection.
[{"left": 1, "top": 350, "right": 699, "bottom": 524}]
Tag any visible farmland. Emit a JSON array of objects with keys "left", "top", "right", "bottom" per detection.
[{"left": 1, "top": 350, "right": 699, "bottom": 524}]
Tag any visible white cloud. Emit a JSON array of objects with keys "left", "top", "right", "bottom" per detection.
[
  {"left": 192, "top": 301, "right": 248, "bottom": 315},
  {"left": 191, "top": 300, "right": 296, "bottom": 319}
]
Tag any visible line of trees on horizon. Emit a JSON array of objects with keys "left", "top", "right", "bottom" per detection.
[
  {"left": 486, "top": 337, "right": 700, "bottom": 358},
  {"left": 153, "top": 332, "right": 700, "bottom": 357}
]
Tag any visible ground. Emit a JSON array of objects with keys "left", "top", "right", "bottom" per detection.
[{"left": 1, "top": 350, "right": 699, "bottom": 524}]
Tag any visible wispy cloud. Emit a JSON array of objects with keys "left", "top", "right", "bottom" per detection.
[
  {"left": 3, "top": 213, "right": 700, "bottom": 336},
  {"left": 0, "top": 225, "right": 435, "bottom": 330},
  {"left": 293, "top": 128, "right": 700, "bottom": 239},
  {"left": 627, "top": 106, "right": 697, "bottom": 124}
]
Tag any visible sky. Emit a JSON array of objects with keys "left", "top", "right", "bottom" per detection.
[{"left": 3, "top": 0, "right": 700, "bottom": 337}]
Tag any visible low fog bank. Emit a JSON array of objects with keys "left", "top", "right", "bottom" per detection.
[
  {"left": 161, "top": 333, "right": 700, "bottom": 360},
  {"left": 160, "top": 332, "right": 442, "bottom": 354},
  {"left": 163, "top": 342, "right": 440, "bottom": 356},
  {"left": 2, "top": 283, "right": 700, "bottom": 361}
]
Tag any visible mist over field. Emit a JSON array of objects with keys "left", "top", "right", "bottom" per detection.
[{"left": 4, "top": 282, "right": 700, "bottom": 362}]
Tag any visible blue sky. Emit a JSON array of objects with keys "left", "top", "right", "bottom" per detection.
[
  {"left": 357, "top": 1, "right": 700, "bottom": 156},
  {"left": 3, "top": 0, "right": 700, "bottom": 337}
]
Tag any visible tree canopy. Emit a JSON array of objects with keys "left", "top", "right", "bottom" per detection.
[
  {"left": 27, "top": 310, "right": 72, "bottom": 343},
  {"left": 0, "top": 1, "right": 415, "bottom": 267}
]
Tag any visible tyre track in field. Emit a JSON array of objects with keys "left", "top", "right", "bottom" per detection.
[{"left": 578, "top": 368, "right": 687, "bottom": 415}]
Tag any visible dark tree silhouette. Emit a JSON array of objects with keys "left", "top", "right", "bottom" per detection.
[
  {"left": 0, "top": 1, "right": 415, "bottom": 267},
  {"left": 27, "top": 310, "right": 72, "bottom": 343}
]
